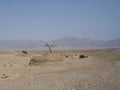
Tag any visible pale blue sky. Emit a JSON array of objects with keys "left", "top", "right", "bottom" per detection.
[{"left": 0, "top": 0, "right": 120, "bottom": 41}]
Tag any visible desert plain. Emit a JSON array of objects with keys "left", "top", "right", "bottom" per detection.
[{"left": 0, "top": 50, "right": 120, "bottom": 90}]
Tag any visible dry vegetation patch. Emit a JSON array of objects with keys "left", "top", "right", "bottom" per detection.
[{"left": 29, "top": 54, "right": 64, "bottom": 65}]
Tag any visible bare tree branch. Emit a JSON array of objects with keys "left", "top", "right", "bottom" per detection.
[{"left": 45, "top": 42, "right": 57, "bottom": 53}]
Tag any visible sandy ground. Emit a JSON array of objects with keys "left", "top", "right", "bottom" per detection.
[{"left": 0, "top": 50, "right": 120, "bottom": 90}]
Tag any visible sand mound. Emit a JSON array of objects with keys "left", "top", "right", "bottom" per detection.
[{"left": 29, "top": 54, "right": 63, "bottom": 65}]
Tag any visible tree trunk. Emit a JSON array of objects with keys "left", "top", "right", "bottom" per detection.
[{"left": 49, "top": 47, "right": 52, "bottom": 53}]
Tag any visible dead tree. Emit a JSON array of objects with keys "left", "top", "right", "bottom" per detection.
[{"left": 45, "top": 42, "right": 56, "bottom": 53}]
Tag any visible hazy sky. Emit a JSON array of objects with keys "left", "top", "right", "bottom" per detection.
[{"left": 0, "top": 0, "right": 120, "bottom": 41}]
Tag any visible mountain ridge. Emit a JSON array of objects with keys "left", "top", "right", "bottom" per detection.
[{"left": 0, "top": 37, "right": 120, "bottom": 50}]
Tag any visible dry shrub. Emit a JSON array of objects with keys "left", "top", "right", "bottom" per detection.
[
  {"left": 22, "top": 50, "right": 28, "bottom": 54},
  {"left": 16, "top": 50, "right": 28, "bottom": 57},
  {"left": 65, "top": 55, "right": 69, "bottom": 58},
  {"left": 29, "top": 54, "right": 63, "bottom": 65},
  {"left": 79, "top": 55, "right": 88, "bottom": 59}
]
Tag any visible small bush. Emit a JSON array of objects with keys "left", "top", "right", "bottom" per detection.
[
  {"left": 65, "top": 55, "right": 69, "bottom": 58},
  {"left": 79, "top": 55, "right": 88, "bottom": 59},
  {"left": 79, "top": 55, "right": 85, "bottom": 58},
  {"left": 22, "top": 50, "right": 28, "bottom": 54}
]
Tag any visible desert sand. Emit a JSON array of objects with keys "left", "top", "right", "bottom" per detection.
[{"left": 0, "top": 50, "right": 120, "bottom": 90}]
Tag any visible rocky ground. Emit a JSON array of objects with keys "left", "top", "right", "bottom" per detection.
[{"left": 0, "top": 50, "right": 120, "bottom": 90}]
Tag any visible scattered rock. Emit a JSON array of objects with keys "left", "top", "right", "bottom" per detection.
[{"left": 1, "top": 74, "right": 9, "bottom": 79}]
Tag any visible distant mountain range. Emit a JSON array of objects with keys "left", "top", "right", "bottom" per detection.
[{"left": 0, "top": 37, "right": 120, "bottom": 50}]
